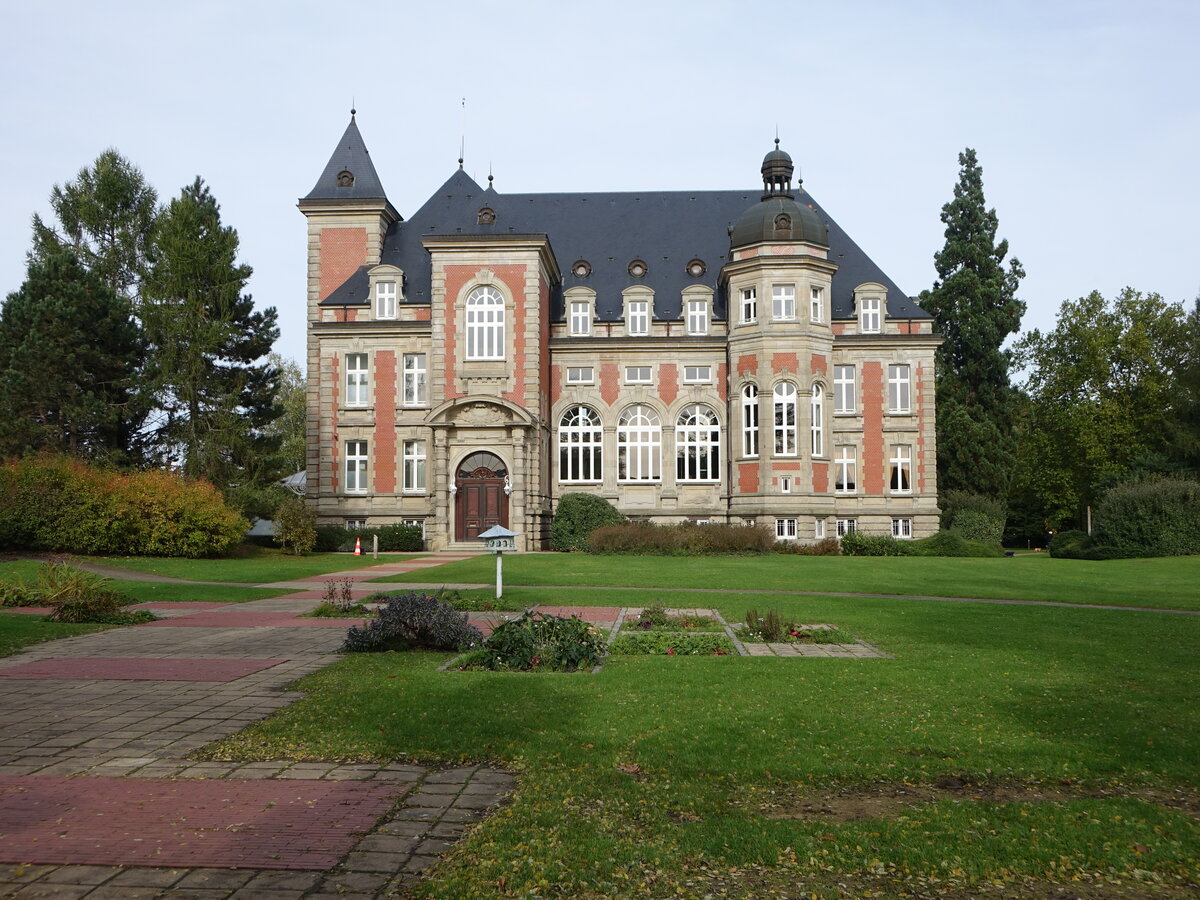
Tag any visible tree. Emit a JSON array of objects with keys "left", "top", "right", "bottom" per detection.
[
  {"left": 1010, "top": 288, "right": 1189, "bottom": 532},
  {"left": 1166, "top": 295, "right": 1200, "bottom": 473},
  {"left": 141, "top": 178, "right": 281, "bottom": 506},
  {"left": 263, "top": 354, "right": 307, "bottom": 478},
  {"left": 0, "top": 251, "right": 144, "bottom": 460},
  {"left": 30, "top": 150, "right": 159, "bottom": 303},
  {"left": 919, "top": 148, "right": 1026, "bottom": 502}
]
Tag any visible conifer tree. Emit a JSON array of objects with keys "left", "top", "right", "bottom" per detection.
[
  {"left": 0, "top": 250, "right": 144, "bottom": 459},
  {"left": 141, "top": 178, "right": 281, "bottom": 503},
  {"left": 919, "top": 148, "right": 1026, "bottom": 501}
]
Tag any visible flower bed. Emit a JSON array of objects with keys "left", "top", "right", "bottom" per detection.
[{"left": 608, "top": 632, "right": 734, "bottom": 656}]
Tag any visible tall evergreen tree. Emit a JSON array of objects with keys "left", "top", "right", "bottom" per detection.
[
  {"left": 919, "top": 148, "right": 1026, "bottom": 501},
  {"left": 30, "top": 150, "right": 159, "bottom": 303},
  {"left": 141, "top": 178, "right": 281, "bottom": 502},
  {"left": 0, "top": 250, "right": 145, "bottom": 459}
]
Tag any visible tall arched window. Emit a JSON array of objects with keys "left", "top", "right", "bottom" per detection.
[
  {"left": 558, "top": 406, "right": 603, "bottom": 483},
  {"left": 466, "top": 286, "right": 505, "bottom": 360},
  {"left": 617, "top": 405, "right": 661, "bottom": 481},
  {"left": 741, "top": 384, "right": 759, "bottom": 458},
  {"left": 811, "top": 384, "right": 824, "bottom": 457},
  {"left": 676, "top": 405, "right": 720, "bottom": 482},
  {"left": 773, "top": 383, "right": 797, "bottom": 456}
]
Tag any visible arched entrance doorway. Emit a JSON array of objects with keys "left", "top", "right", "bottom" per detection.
[{"left": 455, "top": 451, "right": 509, "bottom": 541}]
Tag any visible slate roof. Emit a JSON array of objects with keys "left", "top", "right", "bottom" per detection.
[
  {"left": 302, "top": 115, "right": 390, "bottom": 203},
  {"left": 317, "top": 141, "right": 929, "bottom": 322}
]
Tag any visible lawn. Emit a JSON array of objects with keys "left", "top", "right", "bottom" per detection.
[
  {"left": 0, "top": 612, "right": 111, "bottom": 657},
  {"left": 78, "top": 547, "right": 419, "bottom": 583},
  {"left": 372, "top": 552, "right": 1200, "bottom": 611},
  {"left": 207, "top": 572, "right": 1200, "bottom": 898}
]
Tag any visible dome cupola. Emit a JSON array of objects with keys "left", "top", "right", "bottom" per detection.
[{"left": 730, "top": 140, "right": 828, "bottom": 248}]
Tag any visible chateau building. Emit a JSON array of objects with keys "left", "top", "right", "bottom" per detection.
[{"left": 300, "top": 114, "right": 940, "bottom": 550}]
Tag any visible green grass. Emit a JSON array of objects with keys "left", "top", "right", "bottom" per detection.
[
  {"left": 0, "top": 561, "right": 297, "bottom": 605},
  {"left": 0, "top": 612, "right": 111, "bottom": 657},
  {"left": 79, "top": 547, "right": 419, "bottom": 583},
  {"left": 373, "top": 552, "right": 1200, "bottom": 610},
  {"left": 207, "top": 587, "right": 1200, "bottom": 898}
]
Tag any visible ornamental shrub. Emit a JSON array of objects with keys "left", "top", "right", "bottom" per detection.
[
  {"left": 910, "top": 530, "right": 1004, "bottom": 558},
  {"left": 0, "top": 456, "right": 244, "bottom": 557},
  {"left": 587, "top": 521, "right": 774, "bottom": 554},
  {"left": 274, "top": 496, "right": 316, "bottom": 555},
  {"left": 1093, "top": 477, "right": 1200, "bottom": 558},
  {"left": 342, "top": 591, "right": 481, "bottom": 653},
  {"left": 1048, "top": 529, "right": 1091, "bottom": 558},
  {"left": 775, "top": 537, "right": 842, "bottom": 555},
  {"left": 550, "top": 493, "right": 625, "bottom": 551},
  {"left": 839, "top": 531, "right": 913, "bottom": 557},
  {"left": 474, "top": 611, "right": 606, "bottom": 671},
  {"left": 313, "top": 523, "right": 423, "bottom": 552},
  {"left": 950, "top": 509, "right": 1004, "bottom": 546},
  {"left": 0, "top": 562, "right": 151, "bottom": 623},
  {"left": 939, "top": 490, "right": 1007, "bottom": 531}
]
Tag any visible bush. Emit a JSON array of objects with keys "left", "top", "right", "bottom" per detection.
[
  {"left": 607, "top": 632, "right": 733, "bottom": 656},
  {"left": 911, "top": 530, "right": 1004, "bottom": 558},
  {"left": 1048, "top": 529, "right": 1091, "bottom": 558},
  {"left": 471, "top": 611, "right": 607, "bottom": 671},
  {"left": 950, "top": 509, "right": 1004, "bottom": 546},
  {"left": 342, "top": 591, "right": 481, "bottom": 652},
  {"left": 1093, "top": 477, "right": 1200, "bottom": 558},
  {"left": 0, "top": 562, "right": 146, "bottom": 623},
  {"left": 939, "top": 490, "right": 1007, "bottom": 531},
  {"left": 775, "top": 537, "right": 842, "bottom": 555},
  {"left": 313, "top": 523, "right": 423, "bottom": 553},
  {"left": 0, "top": 456, "right": 244, "bottom": 557},
  {"left": 274, "top": 496, "right": 316, "bottom": 555},
  {"left": 840, "top": 532, "right": 913, "bottom": 556},
  {"left": 550, "top": 493, "right": 625, "bottom": 551},
  {"left": 588, "top": 522, "right": 775, "bottom": 555}
]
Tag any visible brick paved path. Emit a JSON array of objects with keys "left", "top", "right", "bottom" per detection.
[{"left": 0, "top": 553, "right": 512, "bottom": 899}]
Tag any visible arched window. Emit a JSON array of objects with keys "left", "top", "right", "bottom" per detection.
[
  {"left": 676, "top": 405, "right": 720, "bottom": 482},
  {"left": 466, "top": 286, "right": 505, "bottom": 360},
  {"left": 773, "top": 383, "right": 797, "bottom": 456},
  {"left": 617, "top": 405, "right": 661, "bottom": 481},
  {"left": 558, "top": 406, "right": 603, "bottom": 483},
  {"left": 741, "top": 384, "right": 759, "bottom": 458},
  {"left": 811, "top": 384, "right": 824, "bottom": 457}
]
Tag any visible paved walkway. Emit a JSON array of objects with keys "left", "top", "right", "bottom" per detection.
[{"left": 0, "top": 554, "right": 512, "bottom": 899}]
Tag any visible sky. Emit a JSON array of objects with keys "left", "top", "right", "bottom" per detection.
[{"left": 2, "top": 0, "right": 1197, "bottom": 367}]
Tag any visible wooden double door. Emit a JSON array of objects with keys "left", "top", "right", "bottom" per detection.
[{"left": 454, "top": 451, "right": 509, "bottom": 541}]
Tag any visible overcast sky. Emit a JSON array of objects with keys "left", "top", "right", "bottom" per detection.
[{"left": 2, "top": 0, "right": 1196, "bottom": 366}]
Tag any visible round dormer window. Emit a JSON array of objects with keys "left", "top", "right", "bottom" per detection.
[
  {"left": 686, "top": 258, "right": 706, "bottom": 278},
  {"left": 628, "top": 259, "right": 648, "bottom": 278},
  {"left": 337, "top": 170, "right": 354, "bottom": 187},
  {"left": 572, "top": 260, "right": 591, "bottom": 278}
]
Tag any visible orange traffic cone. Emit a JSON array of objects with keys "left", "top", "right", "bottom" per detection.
[{"left": 354, "top": 537, "right": 362, "bottom": 556}]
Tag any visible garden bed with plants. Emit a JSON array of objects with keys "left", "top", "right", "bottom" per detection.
[
  {"left": 1, "top": 562, "right": 156, "bottom": 625},
  {"left": 738, "top": 608, "right": 859, "bottom": 645},
  {"left": 620, "top": 602, "right": 725, "bottom": 632}
]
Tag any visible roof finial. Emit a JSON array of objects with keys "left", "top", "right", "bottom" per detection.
[
  {"left": 488, "top": 161, "right": 494, "bottom": 188},
  {"left": 458, "top": 97, "right": 466, "bottom": 169},
  {"left": 351, "top": 98, "right": 356, "bottom": 122}
]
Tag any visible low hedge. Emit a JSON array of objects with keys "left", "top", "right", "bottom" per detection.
[
  {"left": 313, "top": 523, "right": 423, "bottom": 553},
  {"left": 588, "top": 522, "right": 775, "bottom": 555},
  {"left": 840, "top": 529, "right": 1004, "bottom": 558},
  {"left": 0, "top": 455, "right": 244, "bottom": 558}
]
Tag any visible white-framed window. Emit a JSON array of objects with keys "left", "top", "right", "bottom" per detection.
[
  {"left": 569, "top": 300, "right": 591, "bottom": 336},
  {"left": 810, "top": 286, "right": 824, "bottom": 323},
  {"left": 403, "top": 440, "right": 426, "bottom": 494},
  {"left": 836, "top": 518, "right": 857, "bottom": 537},
  {"left": 834, "top": 446, "right": 857, "bottom": 494},
  {"left": 403, "top": 353, "right": 427, "bottom": 407},
  {"left": 345, "top": 353, "right": 368, "bottom": 407},
  {"left": 772, "top": 284, "right": 795, "bottom": 321},
  {"left": 780, "top": 476, "right": 792, "bottom": 494},
  {"left": 740, "top": 287, "right": 757, "bottom": 324},
  {"left": 814, "top": 518, "right": 826, "bottom": 539},
  {"left": 402, "top": 518, "right": 426, "bottom": 538},
  {"left": 686, "top": 299, "right": 709, "bottom": 335},
  {"left": 834, "top": 365, "right": 856, "bottom": 414},
  {"left": 860, "top": 297, "right": 881, "bottom": 333},
  {"left": 466, "top": 286, "right": 505, "bottom": 360},
  {"left": 811, "top": 385, "right": 824, "bottom": 457},
  {"left": 775, "top": 518, "right": 798, "bottom": 540},
  {"left": 345, "top": 518, "right": 366, "bottom": 530},
  {"left": 683, "top": 365, "right": 711, "bottom": 384},
  {"left": 625, "top": 366, "right": 652, "bottom": 384},
  {"left": 675, "top": 404, "right": 720, "bottom": 482},
  {"left": 892, "top": 518, "right": 913, "bottom": 539},
  {"left": 376, "top": 282, "right": 397, "bottom": 319},
  {"left": 741, "top": 384, "right": 759, "bottom": 458},
  {"left": 566, "top": 366, "right": 594, "bottom": 385},
  {"left": 617, "top": 405, "right": 661, "bottom": 481},
  {"left": 773, "top": 382, "right": 797, "bottom": 456},
  {"left": 890, "top": 444, "right": 912, "bottom": 494},
  {"left": 344, "top": 440, "right": 368, "bottom": 494},
  {"left": 558, "top": 406, "right": 603, "bottom": 483},
  {"left": 887, "top": 364, "right": 911, "bottom": 413},
  {"left": 627, "top": 300, "right": 650, "bottom": 336}
]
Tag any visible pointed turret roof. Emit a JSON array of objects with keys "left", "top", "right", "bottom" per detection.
[{"left": 302, "top": 112, "right": 389, "bottom": 202}]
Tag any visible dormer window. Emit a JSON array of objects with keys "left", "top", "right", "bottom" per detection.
[
  {"left": 622, "top": 287, "right": 654, "bottom": 336},
  {"left": 376, "top": 281, "right": 397, "bottom": 319},
  {"left": 860, "top": 296, "right": 881, "bottom": 333},
  {"left": 570, "top": 301, "right": 591, "bottom": 336},
  {"left": 477, "top": 206, "right": 496, "bottom": 225}
]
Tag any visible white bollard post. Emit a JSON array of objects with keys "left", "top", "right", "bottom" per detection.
[
  {"left": 372, "top": 534, "right": 378, "bottom": 559},
  {"left": 495, "top": 550, "right": 503, "bottom": 600}
]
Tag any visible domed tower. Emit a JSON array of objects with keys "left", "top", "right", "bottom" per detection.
[{"left": 723, "top": 141, "right": 838, "bottom": 529}]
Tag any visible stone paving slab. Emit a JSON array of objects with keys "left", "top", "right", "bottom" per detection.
[
  {"left": 0, "top": 775, "right": 401, "bottom": 870},
  {"left": 128, "top": 603, "right": 234, "bottom": 611},
  {"left": 139, "top": 613, "right": 367, "bottom": 629},
  {"left": 0, "top": 608, "right": 53, "bottom": 616},
  {"left": 532, "top": 605, "right": 621, "bottom": 623},
  {"left": 0, "top": 658, "right": 286, "bottom": 682}
]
